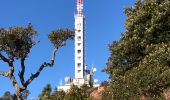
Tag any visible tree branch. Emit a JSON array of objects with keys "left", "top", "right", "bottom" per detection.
[
  {"left": 51, "top": 48, "right": 58, "bottom": 65},
  {"left": 9, "top": 63, "right": 17, "bottom": 86},
  {"left": 7, "top": 58, "right": 23, "bottom": 97},
  {"left": 0, "top": 53, "right": 9, "bottom": 63},
  {"left": 24, "top": 62, "right": 48, "bottom": 87},
  {"left": 0, "top": 72, "right": 9, "bottom": 77},
  {"left": 24, "top": 48, "right": 58, "bottom": 87},
  {"left": 0, "top": 55, "right": 20, "bottom": 92},
  {"left": 18, "top": 58, "right": 25, "bottom": 85}
]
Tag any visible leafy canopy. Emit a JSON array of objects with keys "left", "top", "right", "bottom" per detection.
[
  {"left": 48, "top": 28, "right": 74, "bottom": 49},
  {"left": 0, "top": 23, "right": 37, "bottom": 59},
  {"left": 103, "top": 0, "right": 170, "bottom": 99}
]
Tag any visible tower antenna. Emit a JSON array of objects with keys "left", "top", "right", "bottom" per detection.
[{"left": 77, "top": 0, "right": 83, "bottom": 16}]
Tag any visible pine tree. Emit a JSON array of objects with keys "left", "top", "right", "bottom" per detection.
[
  {"left": 39, "top": 84, "right": 52, "bottom": 100},
  {"left": 103, "top": 0, "right": 170, "bottom": 99}
]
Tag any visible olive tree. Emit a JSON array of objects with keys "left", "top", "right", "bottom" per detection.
[{"left": 0, "top": 23, "right": 74, "bottom": 100}]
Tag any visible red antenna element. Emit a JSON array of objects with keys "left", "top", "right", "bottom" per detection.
[{"left": 77, "top": 0, "right": 83, "bottom": 16}]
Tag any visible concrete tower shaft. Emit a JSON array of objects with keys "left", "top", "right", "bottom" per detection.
[
  {"left": 57, "top": 1, "right": 99, "bottom": 91},
  {"left": 74, "top": 0, "right": 85, "bottom": 85}
]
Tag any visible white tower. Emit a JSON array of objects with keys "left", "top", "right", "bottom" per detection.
[
  {"left": 74, "top": 0, "right": 85, "bottom": 85},
  {"left": 57, "top": 0, "right": 99, "bottom": 91}
]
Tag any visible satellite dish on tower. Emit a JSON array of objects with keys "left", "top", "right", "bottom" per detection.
[{"left": 91, "top": 64, "right": 97, "bottom": 73}]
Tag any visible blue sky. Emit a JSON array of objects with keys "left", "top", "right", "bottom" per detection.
[{"left": 0, "top": 0, "right": 135, "bottom": 99}]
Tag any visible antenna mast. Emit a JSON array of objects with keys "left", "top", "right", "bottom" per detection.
[{"left": 77, "top": 0, "right": 83, "bottom": 16}]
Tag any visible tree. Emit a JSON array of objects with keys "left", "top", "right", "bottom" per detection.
[
  {"left": 50, "top": 88, "right": 66, "bottom": 100},
  {"left": 39, "top": 84, "right": 92, "bottom": 100},
  {"left": 39, "top": 84, "right": 52, "bottom": 100},
  {"left": 0, "top": 23, "right": 74, "bottom": 100},
  {"left": 103, "top": 0, "right": 170, "bottom": 99},
  {"left": 65, "top": 85, "right": 91, "bottom": 100},
  {"left": 0, "top": 91, "right": 12, "bottom": 100}
]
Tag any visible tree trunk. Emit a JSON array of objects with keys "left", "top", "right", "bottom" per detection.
[
  {"left": 15, "top": 85, "right": 23, "bottom": 100},
  {"left": 16, "top": 92, "right": 22, "bottom": 100}
]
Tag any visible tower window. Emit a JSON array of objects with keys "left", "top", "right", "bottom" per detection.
[
  {"left": 77, "top": 56, "right": 81, "bottom": 60},
  {"left": 77, "top": 36, "right": 81, "bottom": 41},
  {"left": 77, "top": 63, "right": 81, "bottom": 67},
  {"left": 78, "top": 43, "right": 81, "bottom": 46},
  {"left": 77, "top": 70, "right": 81, "bottom": 73},
  {"left": 77, "top": 50, "right": 81, "bottom": 54}
]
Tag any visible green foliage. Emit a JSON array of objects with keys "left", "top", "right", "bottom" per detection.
[
  {"left": 39, "top": 84, "right": 92, "bottom": 100},
  {"left": 0, "top": 91, "right": 11, "bottom": 100},
  {"left": 100, "top": 81, "right": 109, "bottom": 87},
  {"left": 48, "top": 28, "right": 74, "bottom": 49},
  {"left": 65, "top": 85, "right": 91, "bottom": 100},
  {"left": 0, "top": 24, "right": 74, "bottom": 99},
  {"left": 0, "top": 23, "right": 37, "bottom": 59},
  {"left": 39, "top": 84, "right": 52, "bottom": 100},
  {"left": 50, "top": 88, "right": 66, "bottom": 100},
  {"left": 3, "top": 91, "right": 10, "bottom": 98},
  {"left": 103, "top": 0, "right": 170, "bottom": 99}
]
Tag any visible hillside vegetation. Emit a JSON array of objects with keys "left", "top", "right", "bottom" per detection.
[{"left": 103, "top": 0, "right": 170, "bottom": 99}]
